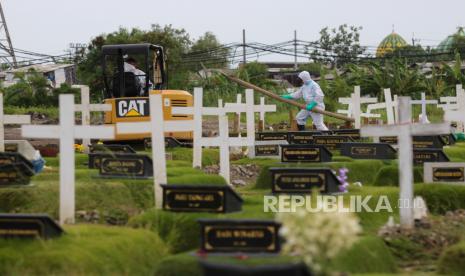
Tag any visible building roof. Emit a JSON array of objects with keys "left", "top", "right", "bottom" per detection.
[
  {"left": 376, "top": 32, "right": 408, "bottom": 57},
  {"left": 437, "top": 27, "right": 465, "bottom": 53},
  {"left": 6, "top": 63, "right": 74, "bottom": 74}
]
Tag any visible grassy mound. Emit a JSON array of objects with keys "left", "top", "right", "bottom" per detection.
[
  {"left": 415, "top": 184, "right": 465, "bottom": 214},
  {"left": 153, "top": 236, "right": 396, "bottom": 276},
  {"left": 438, "top": 241, "right": 465, "bottom": 275},
  {"left": 372, "top": 166, "right": 423, "bottom": 186},
  {"left": 128, "top": 191, "right": 273, "bottom": 253},
  {"left": 0, "top": 154, "right": 226, "bottom": 222},
  {"left": 253, "top": 159, "right": 389, "bottom": 189},
  {"left": 0, "top": 225, "right": 168, "bottom": 275}
]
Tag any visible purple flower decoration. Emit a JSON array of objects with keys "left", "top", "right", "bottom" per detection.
[{"left": 336, "top": 167, "right": 349, "bottom": 193}]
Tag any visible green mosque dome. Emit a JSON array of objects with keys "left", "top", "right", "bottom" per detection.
[
  {"left": 437, "top": 27, "right": 465, "bottom": 53},
  {"left": 376, "top": 32, "right": 408, "bottom": 57}
]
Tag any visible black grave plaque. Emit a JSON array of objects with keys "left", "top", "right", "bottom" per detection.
[
  {"left": 98, "top": 153, "right": 153, "bottom": 178},
  {"left": 379, "top": 136, "right": 397, "bottom": 144},
  {"left": 198, "top": 219, "right": 281, "bottom": 253},
  {"left": 0, "top": 163, "right": 34, "bottom": 186},
  {"left": 89, "top": 144, "right": 136, "bottom": 154},
  {"left": 269, "top": 167, "right": 341, "bottom": 194},
  {"left": 256, "top": 132, "right": 288, "bottom": 141},
  {"left": 287, "top": 131, "right": 322, "bottom": 144},
  {"left": 432, "top": 167, "right": 465, "bottom": 182},
  {"left": 162, "top": 185, "right": 243, "bottom": 213},
  {"left": 0, "top": 214, "right": 63, "bottom": 239},
  {"left": 281, "top": 145, "right": 332, "bottom": 162},
  {"left": 312, "top": 135, "right": 354, "bottom": 150},
  {"left": 331, "top": 129, "right": 361, "bottom": 139},
  {"left": 413, "top": 149, "right": 450, "bottom": 165},
  {"left": 255, "top": 145, "right": 280, "bottom": 157},
  {"left": 340, "top": 142, "right": 397, "bottom": 159},
  {"left": 0, "top": 152, "right": 33, "bottom": 171},
  {"left": 412, "top": 136, "right": 446, "bottom": 149},
  {"left": 4, "top": 143, "right": 18, "bottom": 153}
]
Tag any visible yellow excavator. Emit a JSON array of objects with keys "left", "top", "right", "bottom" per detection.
[{"left": 101, "top": 44, "right": 193, "bottom": 145}]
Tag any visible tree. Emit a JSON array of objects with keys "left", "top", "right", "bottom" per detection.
[
  {"left": 441, "top": 52, "right": 465, "bottom": 93},
  {"left": 2, "top": 70, "right": 77, "bottom": 107},
  {"left": 237, "top": 62, "right": 274, "bottom": 88},
  {"left": 308, "top": 24, "right": 366, "bottom": 67},
  {"left": 187, "top": 32, "right": 229, "bottom": 71}
]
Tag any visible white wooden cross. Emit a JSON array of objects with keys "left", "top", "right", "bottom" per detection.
[
  {"left": 258, "top": 97, "right": 275, "bottom": 131},
  {"left": 338, "top": 100, "right": 381, "bottom": 120},
  {"left": 21, "top": 94, "right": 115, "bottom": 225},
  {"left": 338, "top": 86, "right": 377, "bottom": 129},
  {"left": 438, "top": 85, "right": 463, "bottom": 112},
  {"left": 410, "top": 92, "right": 437, "bottom": 124},
  {"left": 361, "top": 97, "right": 450, "bottom": 229},
  {"left": 224, "top": 89, "right": 276, "bottom": 158},
  {"left": 444, "top": 87, "right": 465, "bottom": 133},
  {"left": 116, "top": 93, "right": 194, "bottom": 209},
  {"left": 367, "top": 88, "right": 398, "bottom": 125},
  {"left": 73, "top": 85, "right": 112, "bottom": 153},
  {"left": 193, "top": 88, "right": 255, "bottom": 182},
  {"left": 235, "top": 94, "right": 242, "bottom": 135},
  {"left": 0, "top": 93, "right": 31, "bottom": 152}
]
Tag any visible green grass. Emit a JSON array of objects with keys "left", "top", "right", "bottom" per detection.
[
  {"left": 0, "top": 225, "right": 169, "bottom": 275},
  {"left": 438, "top": 240, "right": 465, "bottom": 275},
  {"left": 4, "top": 105, "right": 59, "bottom": 119},
  {"left": 2, "top": 144, "right": 465, "bottom": 275},
  {"left": 0, "top": 153, "right": 227, "bottom": 222}
]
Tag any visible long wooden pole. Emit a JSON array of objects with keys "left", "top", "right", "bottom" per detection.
[{"left": 216, "top": 70, "right": 354, "bottom": 122}]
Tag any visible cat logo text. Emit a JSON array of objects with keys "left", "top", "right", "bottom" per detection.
[{"left": 116, "top": 99, "right": 150, "bottom": 118}]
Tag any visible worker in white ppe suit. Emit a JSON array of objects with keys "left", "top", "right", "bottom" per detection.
[{"left": 281, "top": 71, "right": 328, "bottom": 131}]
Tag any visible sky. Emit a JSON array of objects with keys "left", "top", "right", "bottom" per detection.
[{"left": 3, "top": 0, "right": 465, "bottom": 62}]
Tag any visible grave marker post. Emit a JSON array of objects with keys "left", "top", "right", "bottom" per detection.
[
  {"left": 361, "top": 97, "right": 450, "bottom": 228},
  {"left": 21, "top": 94, "right": 114, "bottom": 224}
]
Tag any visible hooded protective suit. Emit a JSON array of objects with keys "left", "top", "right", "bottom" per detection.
[{"left": 287, "top": 71, "right": 328, "bottom": 130}]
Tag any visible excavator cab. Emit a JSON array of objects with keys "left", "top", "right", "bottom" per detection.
[
  {"left": 102, "top": 43, "right": 166, "bottom": 98},
  {"left": 100, "top": 44, "right": 193, "bottom": 143}
]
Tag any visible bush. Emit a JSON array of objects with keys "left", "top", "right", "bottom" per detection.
[{"left": 438, "top": 241, "right": 465, "bottom": 275}]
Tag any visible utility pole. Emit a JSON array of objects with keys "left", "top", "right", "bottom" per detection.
[
  {"left": 0, "top": 1, "right": 17, "bottom": 68},
  {"left": 242, "top": 29, "right": 246, "bottom": 66},
  {"left": 294, "top": 30, "right": 298, "bottom": 70}
]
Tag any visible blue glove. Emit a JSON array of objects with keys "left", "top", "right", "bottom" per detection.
[
  {"left": 281, "top": 94, "right": 293, "bottom": 100},
  {"left": 306, "top": 101, "right": 318, "bottom": 111}
]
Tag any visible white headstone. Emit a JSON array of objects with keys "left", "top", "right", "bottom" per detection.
[
  {"left": 117, "top": 94, "right": 194, "bottom": 209},
  {"left": 361, "top": 96, "right": 450, "bottom": 228},
  {"left": 0, "top": 93, "right": 31, "bottom": 152},
  {"left": 21, "top": 94, "right": 115, "bottom": 225},
  {"left": 73, "top": 85, "right": 112, "bottom": 152}
]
